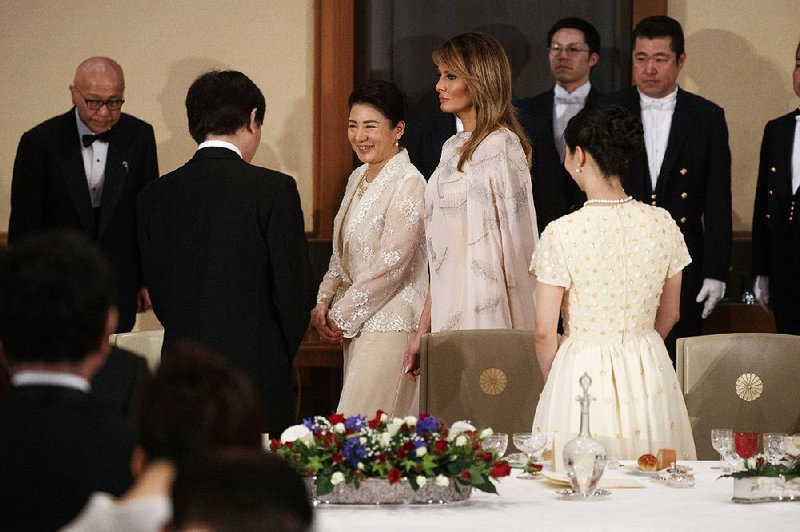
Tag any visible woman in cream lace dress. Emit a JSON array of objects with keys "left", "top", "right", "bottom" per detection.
[
  {"left": 530, "top": 104, "right": 696, "bottom": 460},
  {"left": 404, "top": 33, "right": 538, "bottom": 378},
  {"left": 312, "top": 81, "right": 427, "bottom": 417}
]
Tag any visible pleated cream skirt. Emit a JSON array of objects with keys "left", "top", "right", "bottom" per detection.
[{"left": 337, "top": 331, "right": 419, "bottom": 418}]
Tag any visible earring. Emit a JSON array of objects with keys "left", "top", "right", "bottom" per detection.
[
  {"left": 575, "top": 166, "right": 582, "bottom": 173},
  {"left": 394, "top": 140, "right": 399, "bottom": 147}
]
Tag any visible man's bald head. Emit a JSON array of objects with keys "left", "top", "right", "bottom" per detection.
[{"left": 70, "top": 57, "right": 126, "bottom": 133}]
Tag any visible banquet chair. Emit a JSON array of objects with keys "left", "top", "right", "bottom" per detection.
[
  {"left": 676, "top": 333, "right": 800, "bottom": 459},
  {"left": 109, "top": 329, "right": 164, "bottom": 372},
  {"left": 419, "top": 329, "right": 542, "bottom": 436}
]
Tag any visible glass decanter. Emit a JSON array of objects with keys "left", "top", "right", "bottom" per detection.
[{"left": 562, "top": 372, "right": 607, "bottom": 497}]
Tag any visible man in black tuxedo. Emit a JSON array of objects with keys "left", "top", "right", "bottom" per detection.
[
  {"left": 751, "top": 40, "right": 800, "bottom": 334},
  {"left": 606, "top": 16, "right": 732, "bottom": 360},
  {"left": 9, "top": 56, "right": 158, "bottom": 332},
  {"left": 517, "top": 17, "right": 602, "bottom": 232},
  {"left": 138, "top": 70, "right": 316, "bottom": 435},
  {"left": 0, "top": 231, "right": 134, "bottom": 531}
]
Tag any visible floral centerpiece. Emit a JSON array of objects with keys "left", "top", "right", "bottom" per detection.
[
  {"left": 722, "top": 455, "right": 800, "bottom": 503},
  {"left": 269, "top": 411, "right": 511, "bottom": 503}
]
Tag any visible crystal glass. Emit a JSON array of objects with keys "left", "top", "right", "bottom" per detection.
[
  {"left": 763, "top": 433, "right": 787, "bottom": 465},
  {"left": 562, "top": 373, "right": 607, "bottom": 496},
  {"left": 734, "top": 431, "right": 760, "bottom": 460},
  {"left": 481, "top": 433, "right": 508, "bottom": 458},
  {"left": 512, "top": 432, "right": 549, "bottom": 479},
  {"left": 710, "top": 428, "right": 734, "bottom": 470}
]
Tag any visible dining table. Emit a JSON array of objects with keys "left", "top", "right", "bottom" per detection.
[{"left": 311, "top": 461, "right": 798, "bottom": 531}]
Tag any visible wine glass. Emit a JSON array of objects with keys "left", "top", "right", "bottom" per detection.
[
  {"left": 512, "top": 432, "right": 549, "bottom": 479},
  {"left": 710, "top": 428, "right": 734, "bottom": 470},
  {"left": 734, "top": 431, "right": 760, "bottom": 460},
  {"left": 763, "top": 433, "right": 787, "bottom": 465},
  {"left": 481, "top": 433, "right": 509, "bottom": 458}
]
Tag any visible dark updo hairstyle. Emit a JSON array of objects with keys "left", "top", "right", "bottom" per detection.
[
  {"left": 564, "top": 103, "right": 643, "bottom": 178},
  {"left": 348, "top": 80, "right": 407, "bottom": 127}
]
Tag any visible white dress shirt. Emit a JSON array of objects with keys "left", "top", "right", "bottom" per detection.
[
  {"left": 792, "top": 111, "right": 800, "bottom": 194},
  {"left": 553, "top": 82, "right": 591, "bottom": 162},
  {"left": 639, "top": 88, "right": 678, "bottom": 190},
  {"left": 13, "top": 370, "right": 90, "bottom": 392},
  {"left": 197, "top": 139, "right": 242, "bottom": 157},
  {"left": 75, "top": 109, "right": 108, "bottom": 209}
]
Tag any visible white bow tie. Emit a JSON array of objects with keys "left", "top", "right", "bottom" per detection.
[
  {"left": 641, "top": 99, "right": 676, "bottom": 111},
  {"left": 555, "top": 95, "right": 585, "bottom": 105}
]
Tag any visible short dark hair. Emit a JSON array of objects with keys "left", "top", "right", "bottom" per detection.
[
  {"left": 564, "top": 103, "right": 643, "bottom": 178},
  {"left": 171, "top": 449, "right": 313, "bottom": 532},
  {"left": 348, "top": 80, "right": 407, "bottom": 127},
  {"left": 186, "top": 70, "right": 266, "bottom": 144},
  {"left": 632, "top": 15, "right": 685, "bottom": 57},
  {"left": 547, "top": 17, "right": 601, "bottom": 56},
  {"left": 0, "top": 230, "right": 115, "bottom": 363},
  {"left": 137, "top": 342, "right": 265, "bottom": 462}
]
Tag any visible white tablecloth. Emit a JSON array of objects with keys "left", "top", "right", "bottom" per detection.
[{"left": 312, "top": 462, "right": 798, "bottom": 531}]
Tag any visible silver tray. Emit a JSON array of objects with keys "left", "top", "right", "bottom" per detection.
[{"left": 306, "top": 477, "right": 472, "bottom": 505}]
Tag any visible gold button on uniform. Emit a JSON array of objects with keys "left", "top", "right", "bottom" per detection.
[
  {"left": 766, "top": 214, "right": 771, "bottom": 219},
  {"left": 679, "top": 217, "right": 687, "bottom": 224},
  {"left": 768, "top": 190, "right": 773, "bottom": 196},
  {"left": 651, "top": 201, "right": 657, "bottom": 206},
  {"left": 679, "top": 168, "right": 688, "bottom": 175},
  {"left": 770, "top": 167, "right": 777, "bottom": 173},
  {"left": 680, "top": 192, "right": 688, "bottom": 199},
  {"left": 650, "top": 194, "right": 656, "bottom": 199}
]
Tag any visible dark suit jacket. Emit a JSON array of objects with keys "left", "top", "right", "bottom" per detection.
[
  {"left": 9, "top": 109, "right": 159, "bottom": 332},
  {"left": 516, "top": 87, "right": 602, "bottom": 232},
  {"left": 0, "top": 385, "right": 134, "bottom": 531},
  {"left": 137, "top": 147, "right": 316, "bottom": 434},
  {"left": 403, "top": 112, "right": 457, "bottom": 180},
  {"left": 91, "top": 346, "right": 150, "bottom": 432},
  {"left": 752, "top": 109, "right": 800, "bottom": 332},
  {"left": 605, "top": 87, "right": 732, "bottom": 336}
]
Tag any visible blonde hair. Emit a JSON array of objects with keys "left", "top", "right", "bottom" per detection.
[{"left": 432, "top": 32, "right": 532, "bottom": 172}]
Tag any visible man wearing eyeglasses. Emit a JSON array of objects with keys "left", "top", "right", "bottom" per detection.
[
  {"left": 517, "top": 17, "right": 603, "bottom": 232},
  {"left": 606, "top": 16, "right": 732, "bottom": 361},
  {"left": 9, "top": 56, "right": 159, "bottom": 332}
]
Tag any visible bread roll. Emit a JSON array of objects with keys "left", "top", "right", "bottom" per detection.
[
  {"left": 637, "top": 453, "right": 658, "bottom": 471},
  {"left": 657, "top": 448, "right": 676, "bottom": 470}
]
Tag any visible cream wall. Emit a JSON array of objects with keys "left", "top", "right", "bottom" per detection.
[
  {"left": 0, "top": 0, "right": 315, "bottom": 232},
  {"left": 669, "top": 0, "right": 800, "bottom": 232}
]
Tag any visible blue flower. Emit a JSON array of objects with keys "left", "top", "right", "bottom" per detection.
[
  {"left": 416, "top": 416, "right": 439, "bottom": 434},
  {"left": 302, "top": 417, "right": 315, "bottom": 430},
  {"left": 345, "top": 415, "right": 366, "bottom": 431},
  {"left": 343, "top": 436, "right": 367, "bottom": 467}
]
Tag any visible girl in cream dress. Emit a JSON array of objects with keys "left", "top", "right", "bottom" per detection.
[{"left": 530, "top": 104, "right": 696, "bottom": 460}]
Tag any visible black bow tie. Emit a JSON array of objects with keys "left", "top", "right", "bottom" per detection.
[{"left": 82, "top": 131, "right": 111, "bottom": 147}]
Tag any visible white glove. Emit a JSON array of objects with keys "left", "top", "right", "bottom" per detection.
[
  {"left": 753, "top": 275, "right": 770, "bottom": 313},
  {"left": 695, "top": 278, "right": 726, "bottom": 319}
]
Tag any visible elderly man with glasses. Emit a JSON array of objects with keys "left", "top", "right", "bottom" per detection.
[
  {"left": 517, "top": 17, "right": 603, "bottom": 233},
  {"left": 9, "top": 56, "right": 159, "bottom": 332}
]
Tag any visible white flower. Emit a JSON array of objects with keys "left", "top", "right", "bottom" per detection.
[
  {"left": 333, "top": 422, "right": 345, "bottom": 434},
  {"left": 331, "top": 472, "right": 345, "bottom": 485},
  {"left": 280, "top": 424, "right": 314, "bottom": 445},
  {"left": 416, "top": 476, "right": 427, "bottom": 488},
  {"left": 448, "top": 420, "right": 476, "bottom": 441},
  {"left": 380, "top": 412, "right": 388, "bottom": 422},
  {"left": 357, "top": 462, "right": 365, "bottom": 470},
  {"left": 745, "top": 457, "right": 757, "bottom": 469},
  {"left": 360, "top": 437, "right": 367, "bottom": 445},
  {"left": 480, "top": 428, "right": 494, "bottom": 439},
  {"left": 380, "top": 432, "right": 392, "bottom": 448},
  {"left": 404, "top": 416, "right": 418, "bottom": 426},
  {"left": 387, "top": 419, "right": 403, "bottom": 437},
  {"left": 415, "top": 446, "right": 427, "bottom": 457},
  {"left": 435, "top": 475, "right": 450, "bottom": 487},
  {"left": 455, "top": 435, "right": 468, "bottom": 447}
]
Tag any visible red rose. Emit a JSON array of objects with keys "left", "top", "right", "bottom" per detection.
[
  {"left": 329, "top": 413, "right": 346, "bottom": 425},
  {"left": 460, "top": 469, "right": 471, "bottom": 480},
  {"left": 756, "top": 456, "right": 765, "bottom": 468},
  {"left": 388, "top": 468, "right": 401, "bottom": 484},
  {"left": 434, "top": 440, "right": 448, "bottom": 455},
  {"left": 374, "top": 410, "right": 385, "bottom": 421},
  {"left": 472, "top": 441, "right": 480, "bottom": 450},
  {"left": 324, "top": 433, "right": 336, "bottom": 446},
  {"left": 354, "top": 470, "right": 363, "bottom": 479},
  {"left": 419, "top": 413, "right": 429, "bottom": 419},
  {"left": 307, "top": 468, "right": 315, "bottom": 477},
  {"left": 269, "top": 439, "right": 281, "bottom": 452},
  {"left": 403, "top": 441, "right": 414, "bottom": 451},
  {"left": 285, "top": 441, "right": 294, "bottom": 450},
  {"left": 332, "top": 452, "right": 343, "bottom": 463},
  {"left": 490, "top": 461, "right": 512, "bottom": 478},
  {"left": 368, "top": 419, "right": 379, "bottom": 429},
  {"left": 478, "top": 451, "right": 493, "bottom": 462},
  {"left": 396, "top": 448, "right": 408, "bottom": 459},
  {"left": 375, "top": 454, "right": 386, "bottom": 464}
]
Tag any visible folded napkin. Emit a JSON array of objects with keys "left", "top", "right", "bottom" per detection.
[{"left": 541, "top": 470, "right": 645, "bottom": 489}]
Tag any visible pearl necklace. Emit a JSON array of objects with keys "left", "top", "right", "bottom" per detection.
[{"left": 583, "top": 195, "right": 634, "bottom": 207}]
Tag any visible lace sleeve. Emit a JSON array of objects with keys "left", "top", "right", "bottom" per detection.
[{"left": 329, "top": 174, "right": 426, "bottom": 336}]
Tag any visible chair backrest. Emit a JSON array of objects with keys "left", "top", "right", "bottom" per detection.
[
  {"left": 420, "top": 329, "right": 542, "bottom": 436},
  {"left": 109, "top": 330, "right": 165, "bottom": 372},
  {"left": 676, "top": 333, "right": 800, "bottom": 459}
]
